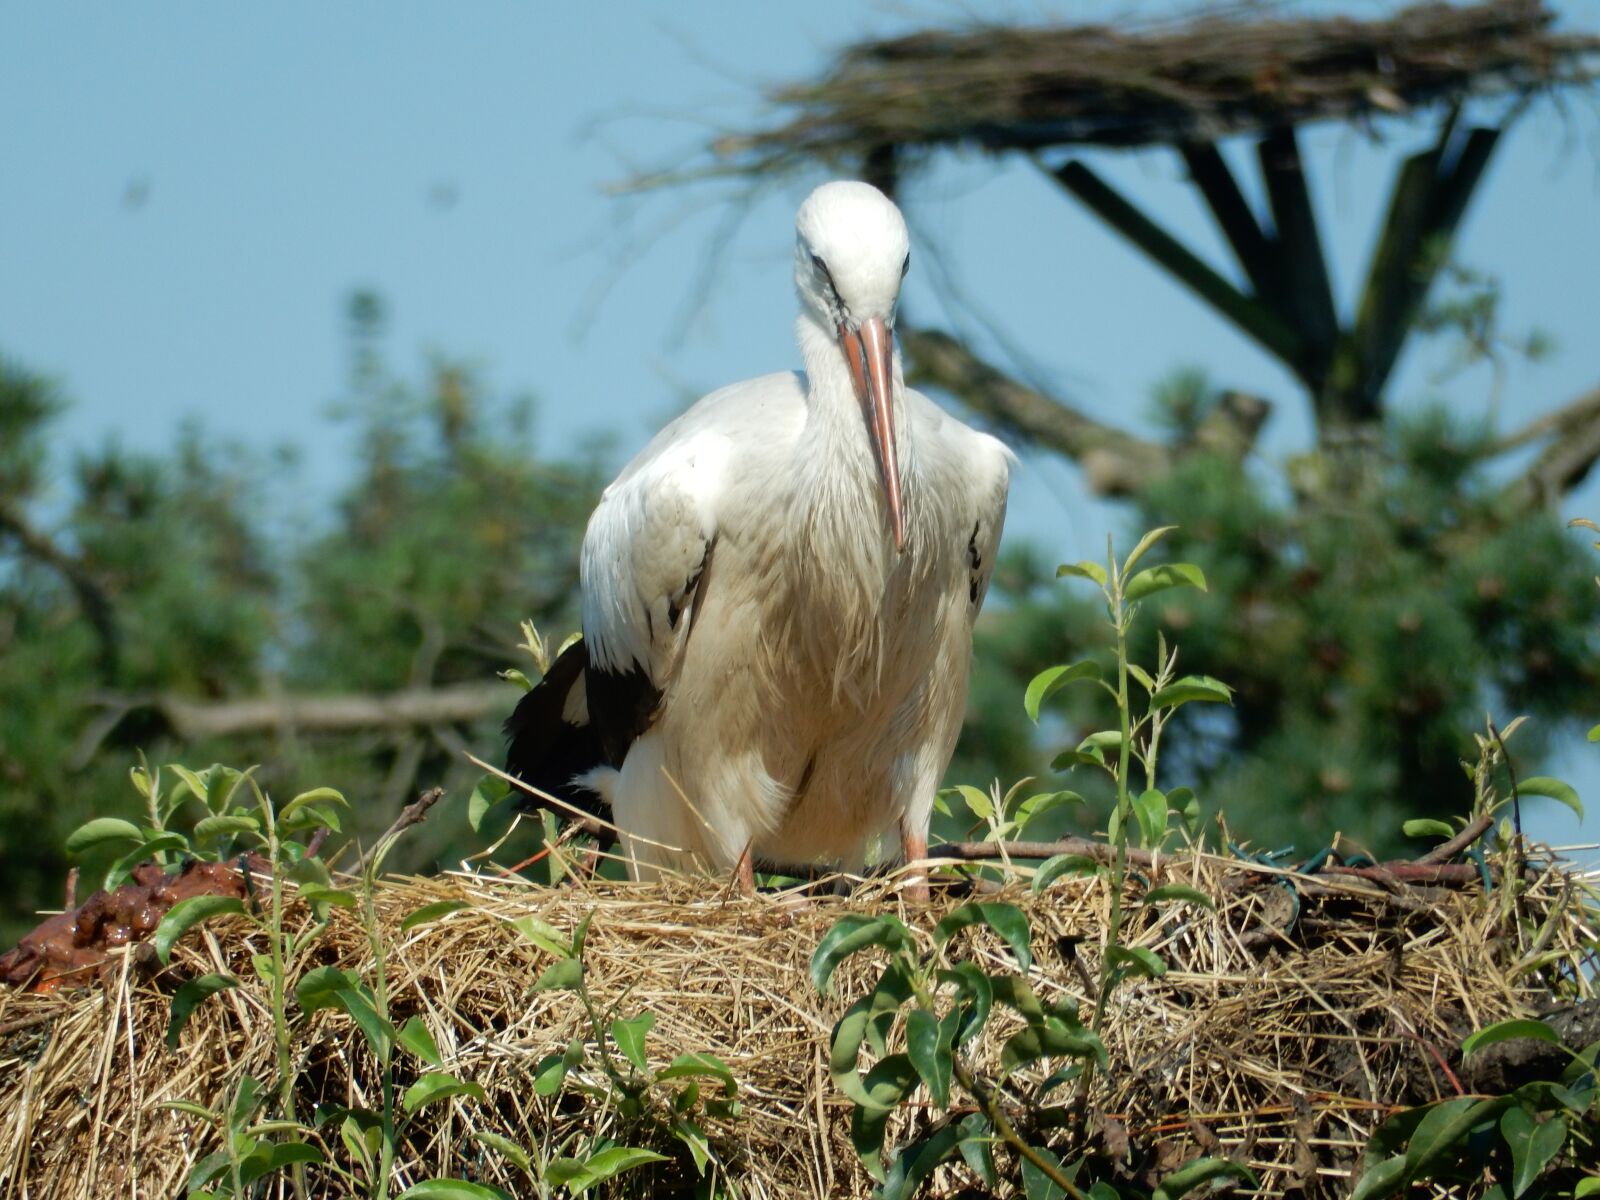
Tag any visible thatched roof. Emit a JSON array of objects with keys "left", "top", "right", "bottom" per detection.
[
  {"left": 712, "top": 0, "right": 1600, "bottom": 174},
  {"left": 2, "top": 848, "right": 1596, "bottom": 1198}
]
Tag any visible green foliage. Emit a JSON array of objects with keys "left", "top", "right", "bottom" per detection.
[
  {"left": 0, "top": 299, "right": 607, "bottom": 941},
  {"left": 813, "top": 898, "right": 1251, "bottom": 1200},
  {"left": 136, "top": 758, "right": 704, "bottom": 1200},
  {"left": 966, "top": 393, "right": 1600, "bottom": 855},
  {"left": 1352, "top": 1017, "right": 1599, "bottom": 1199},
  {"left": 504, "top": 908, "right": 743, "bottom": 1195}
]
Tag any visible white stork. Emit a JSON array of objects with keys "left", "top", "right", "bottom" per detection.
[{"left": 506, "top": 181, "right": 1011, "bottom": 895}]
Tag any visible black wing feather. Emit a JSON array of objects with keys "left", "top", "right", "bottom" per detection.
[{"left": 503, "top": 639, "right": 608, "bottom": 822}]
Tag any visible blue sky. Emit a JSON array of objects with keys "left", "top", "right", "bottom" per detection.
[{"left": 3, "top": 3, "right": 1598, "bottom": 850}]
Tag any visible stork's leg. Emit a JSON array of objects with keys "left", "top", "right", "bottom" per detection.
[
  {"left": 733, "top": 841, "right": 756, "bottom": 897},
  {"left": 899, "top": 821, "right": 931, "bottom": 902}
]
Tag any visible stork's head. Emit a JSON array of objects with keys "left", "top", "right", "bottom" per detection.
[{"left": 794, "top": 181, "right": 911, "bottom": 550}]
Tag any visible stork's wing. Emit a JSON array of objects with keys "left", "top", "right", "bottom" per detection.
[
  {"left": 581, "top": 376, "right": 805, "bottom": 763},
  {"left": 964, "top": 430, "right": 1011, "bottom": 614}
]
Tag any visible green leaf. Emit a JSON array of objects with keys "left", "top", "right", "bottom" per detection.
[
  {"left": 1057, "top": 560, "right": 1107, "bottom": 586},
  {"left": 1001, "top": 1017, "right": 1109, "bottom": 1073},
  {"left": 158, "top": 1099, "right": 221, "bottom": 1121},
  {"left": 229, "top": 1074, "right": 264, "bottom": 1126},
  {"left": 657, "top": 1052, "right": 737, "bottom": 1098},
  {"left": 879, "top": 1124, "right": 964, "bottom": 1200},
  {"left": 401, "top": 900, "right": 469, "bottom": 933},
  {"left": 1024, "top": 661, "right": 1102, "bottom": 723},
  {"left": 1080, "top": 729, "right": 1124, "bottom": 751},
  {"left": 1349, "top": 1157, "right": 1411, "bottom": 1200},
  {"left": 1124, "top": 561, "right": 1207, "bottom": 603},
  {"left": 1589, "top": 725, "right": 1600, "bottom": 744},
  {"left": 1148, "top": 674, "right": 1233, "bottom": 710},
  {"left": 1050, "top": 749, "right": 1105, "bottom": 772},
  {"left": 533, "top": 958, "right": 583, "bottom": 992},
  {"left": 279, "top": 787, "right": 348, "bottom": 823},
  {"left": 402, "top": 1072, "right": 487, "bottom": 1114},
  {"left": 990, "top": 975, "right": 1047, "bottom": 1023},
  {"left": 1014, "top": 791, "right": 1084, "bottom": 833},
  {"left": 64, "top": 817, "right": 145, "bottom": 857},
  {"left": 1133, "top": 787, "right": 1168, "bottom": 847},
  {"left": 956, "top": 1113, "right": 998, "bottom": 1187},
  {"left": 1500, "top": 1107, "right": 1565, "bottom": 1197},
  {"left": 533, "top": 1053, "right": 567, "bottom": 1096},
  {"left": 1033, "top": 854, "right": 1100, "bottom": 893},
  {"left": 1123, "top": 525, "right": 1178, "bottom": 572},
  {"left": 859, "top": 1053, "right": 919, "bottom": 1111},
  {"left": 472, "top": 1131, "right": 533, "bottom": 1175},
  {"left": 1143, "top": 884, "right": 1214, "bottom": 909},
  {"left": 1574, "top": 1178, "right": 1600, "bottom": 1198},
  {"left": 508, "top": 914, "right": 574, "bottom": 959},
  {"left": 238, "top": 1140, "right": 325, "bottom": 1186},
  {"left": 1154, "top": 1157, "right": 1257, "bottom": 1200},
  {"left": 1462, "top": 1019, "right": 1564, "bottom": 1059},
  {"left": 396, "top": 1182, "right": 510, "bottom": 1200},
  {"left": 934, "top": 902, "right": 1032, "bottom": 972},
  {"left": 946, "top": 783, "right": 994, "bottom": 822},
  {"left": 1518, "top": 776, "right": 1583, "bottom": 819},
  {"left": 851, "top": 1103, "right": 891, "bottom": 1182},
  {"left": 295, "top": 967, "right": 392, "bottom": 1055},
  {"left": 167, "top": 763, "right": 251, "bottom": 816},
  {"left": 1168, "top": 786, "right": 1201, "bottom": 834},
  {"left": 673, "top": 1117, "right": 713, "bottom": 1176},
  {"left": 166, "top": 973, "right": 239, "bottom": 1049},
  {"left": 467, "top": 774, "right": 511, "bottom": 833},
  {"left": 905, "top": 1009, "right": 952, "bottom": 1108},
  {"left": 809, "top": 914, "right": 913, "bottom": 993},
  {"left": 1402, "top": 819, "right": 1456, "bottom": 839},
  {"left": 192, "top": 814, "right": 262, "bottom": 843},
  {"left": 822, "top": 1005, "right": 872, "bottom": 1091},
  {"left": 153, "top": 895, "right": 248, "bottom": 965},
  {"left": 612, "top": 1012, "right": 656, "bottom": 1072},
  {"left": 395, "top": 1015, "right": 443, "bottom": 1066},
  {"left": 937, "top": 961, "right": 993, "bottom": 1046},
  {"left": 1105, "top": 944, "right": 1167, "bottom": 978},
  {"left": 557, "top": 1146, "right": 669, "bottom": 1195},
  {"left": 297, "top": 884, "right": 357, "bottom": 908},
  {"left": 571, "top": 910, "right": 595, "bottom": 959},
  {"left": 279, "top": 803, "right": 343, "bottom": 835},
  {"left": 105, "top": 833, "right": 189, "bottom": 888},
  {"left": 1021, "top": 1144, "right": 1069, "bottom": 1200},
  {"left": 1403, "top": 1096, "right": 1511, "bottom": 1179}
]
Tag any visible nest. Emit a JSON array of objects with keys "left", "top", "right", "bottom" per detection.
[
  {"left": 0, "top": 848, "right": 1596, "bottom": 1199},
  {"left": 711, "top": 0, "right": 1600, "bottom": 173}
]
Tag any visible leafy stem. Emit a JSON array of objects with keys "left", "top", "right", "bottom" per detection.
[{"left": 952, "top": 1056, "right": 1086, "bottom": 1200}]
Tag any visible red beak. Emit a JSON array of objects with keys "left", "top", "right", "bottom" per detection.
[{"left": 839, "top": 316, "right": 905, "bottom": 552}]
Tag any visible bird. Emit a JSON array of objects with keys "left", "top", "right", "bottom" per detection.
[{"left": 505, "top": 180, "right": 1011, "bottom": 895}]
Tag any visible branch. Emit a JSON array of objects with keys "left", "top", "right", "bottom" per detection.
[
  {"left": 110, "top": 681, "right": 511, "bottom": 741},
  {"left": 900, "top": 328, "right": 1170, "bottom": 496},
  {"left": 1497, "top": 384, "right": 1600, "bottom": 510},
  {"left": 0, "top": 502, "right": 120, "bottom": 681}
]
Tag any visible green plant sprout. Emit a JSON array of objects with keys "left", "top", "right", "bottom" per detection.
[{"left": 505, "top": 908, "right": 744, "bottom": 1197}]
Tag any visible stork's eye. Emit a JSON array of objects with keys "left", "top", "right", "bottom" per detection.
[
  {"left": 810, "top": 252, "right": 831, "bottom": 281},
  {"left": 901, "top": 253, "right": 911, "bottom": 278}
]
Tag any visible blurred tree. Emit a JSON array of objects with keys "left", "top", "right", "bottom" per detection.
[{"left": 0, "top": 295, "right": 606, "bottom": 941}]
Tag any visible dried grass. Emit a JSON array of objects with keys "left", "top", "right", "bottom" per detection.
[
  {"left": 1, "top": 845, "right": 1596, "bottom": 1199},
  {"left": 705, "top": 0, "right": 1600, "bottom": 176}
]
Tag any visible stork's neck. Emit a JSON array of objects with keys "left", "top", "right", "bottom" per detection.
[{"left": 794, "top": 315, "right": 912, "bottom": 522}]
